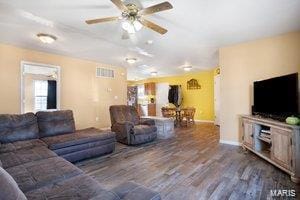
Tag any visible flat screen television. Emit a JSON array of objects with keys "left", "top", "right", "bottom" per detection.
[{"left": 253, "top": 73, "right": 299, "bottom": 120}]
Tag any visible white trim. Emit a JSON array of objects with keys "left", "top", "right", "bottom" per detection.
[
  {"left": 194, "top": 119, "right": 214, "bottom": 123},
  {"left": 100, "top": 127, "right": 111, "bottom": 131},
  {"left": 20, "top": 61, "right": 61, "bottom": 113},
  {"left": 219, "top": 140, "right": 241, "bottom": 146}
]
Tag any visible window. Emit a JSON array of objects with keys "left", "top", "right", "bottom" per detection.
[{"left": 34, "top": 80, "right": 48, "bottom": 110}]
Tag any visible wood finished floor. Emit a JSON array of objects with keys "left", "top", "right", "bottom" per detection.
[{"left": 76, "top": 123, "right": 299, "bottom": 200}]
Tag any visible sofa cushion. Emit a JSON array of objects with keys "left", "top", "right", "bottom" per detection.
[
  {"left": 133, "top": 125, "right": 157, "bottom": 135},
  {"left": 6, "top": 157, "right": 82, "bottom": 192},
  {"left": 53, "top": 139, "right": 115, "bottom": 156},
  {"left": 36, "top": 110, "right": 76, "bottom": 138},
  {"left": 25, "top": 174, "right": 119, "bottom": 200},
  {"left": 0, "top": 146, "right": 57, "bottom": 169},
  {"left": 42, "top": 128, "right": 115, "bottom": 150},
  {"left": 0, "top": 113, "right": 39, "bottom": 143},
  {"left": 112, "top": 181, "right": 161, "bottom": 200},
  {"left": 60, "top": 143, "right": 115, "bottom": 163},
  {"left": 0, "top": 166, "right": 27, "bottom": 200},
  {"left": 0, "top": 139, "right": 47, "bottom": 153}
]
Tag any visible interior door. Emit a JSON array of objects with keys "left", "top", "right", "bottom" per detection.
[
  {"left": 156, "top": 83, "right": 169, "bottom": 117},
  {"left": 214, "top": 75, "right": 220, "bottom": 125},
  {"left": 271, "top": 127, "right": 292, "bottom": 170}
]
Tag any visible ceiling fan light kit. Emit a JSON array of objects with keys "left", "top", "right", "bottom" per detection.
[
  {"left": 85, "top": 0, "right": 173, "bottom": 35},
  {"left": 122, "top": 20, "right": 142, "bottom": 34}
]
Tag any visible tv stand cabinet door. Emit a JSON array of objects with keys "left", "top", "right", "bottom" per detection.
[
  {"left": 271, "top": 127, "right": 292, "bottom": 170},
  {"left": 243, "top": 120, "right": 254, "bottom": 149}
]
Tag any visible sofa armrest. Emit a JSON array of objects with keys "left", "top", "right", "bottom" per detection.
[
  {"left": 140, "top": 118, "right": 155, "bottom": 126},
  {"left": 111, "top": 121, "right": 134, "bottom": 144}
]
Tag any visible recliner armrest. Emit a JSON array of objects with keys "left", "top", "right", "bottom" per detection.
[{"left": 111, "top": 121, "right": 134, "bottom": 144}]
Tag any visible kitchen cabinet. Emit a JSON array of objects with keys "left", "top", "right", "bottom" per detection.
[{"left": 144, "top": 82, "right": 156, "bottom": 95}]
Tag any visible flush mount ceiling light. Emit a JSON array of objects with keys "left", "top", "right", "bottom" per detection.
[
  {"left": 183, "top": 66, "right": 192, "bottom": 71},
  {"left": 37, "top": 33, "right": 57, "bottom": 44},
  {"left": 150, "top": 71, "right": 157, "bottom": 76},
  {"left": 126, "top": 57, "right": 137, "bottom": 64}
]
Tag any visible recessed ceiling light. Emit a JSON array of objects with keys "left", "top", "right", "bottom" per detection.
[
  {"left": 37, "top": 33, "right": 57, "bottom": 44},
  {"left": 146, "top": 40, "right": 153, "bottom": 45},
  {"left": 126, "top": 58, "right": 137, "bottom": 64},
  {"left": 150, "top": 71, "right": 157, "bottom": 76},
  {"left": 183, "top": 66, "right": 192, "bottom": 71}
]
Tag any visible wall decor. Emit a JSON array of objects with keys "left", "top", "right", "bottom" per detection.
[{"left": 187, "top": 79, "right": 201, "bottom": 90}]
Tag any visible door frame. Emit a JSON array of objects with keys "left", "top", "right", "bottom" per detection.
[
  {"left": 20, "top": 61, "right": 61, "bottom": 113},
  {"left": 214, "top": 74, "right": 220, "bottom": 125}
]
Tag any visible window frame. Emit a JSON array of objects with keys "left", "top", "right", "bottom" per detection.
[{"left": 34, "top": 80, "right": 48, "bottom": 111}]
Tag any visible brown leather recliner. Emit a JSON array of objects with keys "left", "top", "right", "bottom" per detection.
[{"left": 109, "top": 105, "right": 157, "bottom": 145}]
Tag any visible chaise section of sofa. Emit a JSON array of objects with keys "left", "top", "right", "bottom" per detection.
[
  {"left": 41, "top": 127, "right": 116, "bottom": 162},
  {"left": 36, "top": 110, "right": 116, "bottom": 162}
]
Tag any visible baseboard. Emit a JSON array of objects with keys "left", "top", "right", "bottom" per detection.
[
  {"left": 194, "top": 119, "right": 214, "bottom": 123},
  {"left": 219, "top": 140, "right": 241, "bottom": 146},
  {"left": 100, "top": 127, "right": 111, "bottom": 131}
]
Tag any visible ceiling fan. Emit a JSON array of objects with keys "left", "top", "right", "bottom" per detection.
[{"left": 85, "top": 0, "right": 173, "bottom": 35}]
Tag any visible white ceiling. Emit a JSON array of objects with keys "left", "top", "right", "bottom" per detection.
[{"left": 0, "top": 0, "right": 300, "bottom": 80}]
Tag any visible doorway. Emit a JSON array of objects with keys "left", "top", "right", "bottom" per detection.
[{"left": 21, "top": 61, "right": 60, "bottom": 113}]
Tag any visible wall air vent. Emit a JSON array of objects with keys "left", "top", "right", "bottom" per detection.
[{"left": 96, "top": 67, "right": 114, "bottom": 78}]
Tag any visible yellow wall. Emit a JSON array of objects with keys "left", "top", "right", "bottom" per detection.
[
  {"left": 0, "top": 44, "right": 127, "bottom": 129},
  {"left": 219, "top": 31, "right": 300, "bottom": 144},
  {"left": 131, "top": 70, "right": 215, "bottom": 121}
]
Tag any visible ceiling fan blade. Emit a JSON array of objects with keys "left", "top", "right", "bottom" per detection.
[
  {"left": 139, "top": 1, "right": 173, "bottom": 15},
  {"left": 85, "top": 16, "right": 119, "bottom": 24},
  {"left": 139, "top": 18, "right": 167, "bottom": 34},
  {"left": 111, "top": 0, "right": 128, "bottom": 11}
]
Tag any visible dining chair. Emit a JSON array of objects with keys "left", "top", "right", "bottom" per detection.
[
  {"left": 181, "top": 107, "right": 196, "bottom": 127},
  {"left": 161, "top": 107, "right": 176, "bottom": 119}
]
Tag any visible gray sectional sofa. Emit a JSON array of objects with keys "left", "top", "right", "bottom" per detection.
[{"left": 0, "top": 110, "right": 161, "bottom": 200}]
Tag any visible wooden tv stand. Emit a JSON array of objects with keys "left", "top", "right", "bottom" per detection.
[{"left": 241, "top": 115, "right": 300, "bottom": 183}]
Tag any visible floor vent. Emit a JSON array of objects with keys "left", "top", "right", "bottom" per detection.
[{"left": 96, "top": 67, "right": 114, "bottom": 78}]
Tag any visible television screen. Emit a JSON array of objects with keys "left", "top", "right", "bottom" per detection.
[{"left": 253, "top": 73, "right": 299, "bottom": 119}]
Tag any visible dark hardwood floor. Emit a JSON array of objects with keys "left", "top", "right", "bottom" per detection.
[{"left": 76, "top": 123, "right": 299, "bottom": 200}]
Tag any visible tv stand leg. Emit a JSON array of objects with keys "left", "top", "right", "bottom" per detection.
[{"left": 291, "top": 175, "right": 300, "bottom": 184}]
